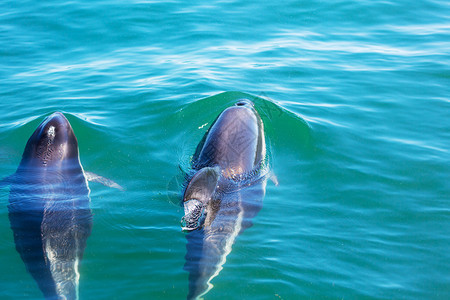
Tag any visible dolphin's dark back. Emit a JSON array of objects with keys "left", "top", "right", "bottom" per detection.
[
  {"left": 183, "top": 100, "right": 268, "bottom": 299},
  {"left": 7, "top": 112, "right": 92, "bottom": 300}
]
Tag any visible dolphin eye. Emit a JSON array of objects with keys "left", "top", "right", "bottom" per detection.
[{"left": 236, "top": 101, "right": 247, "bottom": 106}]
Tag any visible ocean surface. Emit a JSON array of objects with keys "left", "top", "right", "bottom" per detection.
[{"left": 0, "top": 0, "right": 449, "bottom": 299}]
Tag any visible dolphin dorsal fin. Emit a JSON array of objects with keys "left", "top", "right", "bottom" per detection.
[
  {"left": 182, "top": 167, "right": 220, "bottom": 231},
  {"left": 184, "top": 167, "right": 220, "bottom": 202}
]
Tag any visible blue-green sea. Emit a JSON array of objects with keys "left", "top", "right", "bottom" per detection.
[{"left": 1, "top": 0, "right": 449, "bottom": 299}]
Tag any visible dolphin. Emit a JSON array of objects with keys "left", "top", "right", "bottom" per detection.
[
  {"left": 2, "top": 112, "right": 117, "bottom": 300},
  {"left": 181, "top": 100, "right": 269, "bottom": 299}
]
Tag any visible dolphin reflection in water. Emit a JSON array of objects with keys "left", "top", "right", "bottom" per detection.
[
  {"left": 181, "top": 100, "right": 270, "bottom": 299},
  {"left": 3, "top": 112, "right": 121, "bottom": 300}
]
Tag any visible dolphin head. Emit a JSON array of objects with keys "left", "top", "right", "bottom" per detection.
[
  {"left": 21, "top": 112, "right": 79, "bottom": 168},
  {"left": 196, "top": 99, "right": 265, "bottom": 179}
]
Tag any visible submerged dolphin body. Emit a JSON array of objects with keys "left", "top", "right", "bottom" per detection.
[
  {"left": 182, "top": 100, "right": 269, "bottom": 299},
  {"left": 6, "top": 112, "right": 92, "bottom": 300}
]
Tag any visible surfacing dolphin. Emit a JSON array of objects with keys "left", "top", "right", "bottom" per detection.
[
  {"left": 2, "top": 112, "right": 120, "bottom": 300},
  {"left": 181, "top": 100, "right": 269, "bottom": 299}
]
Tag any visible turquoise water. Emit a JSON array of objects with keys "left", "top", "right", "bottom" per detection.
[{"left": 1, "top": 0, "right": 449, "bottom": 299}]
